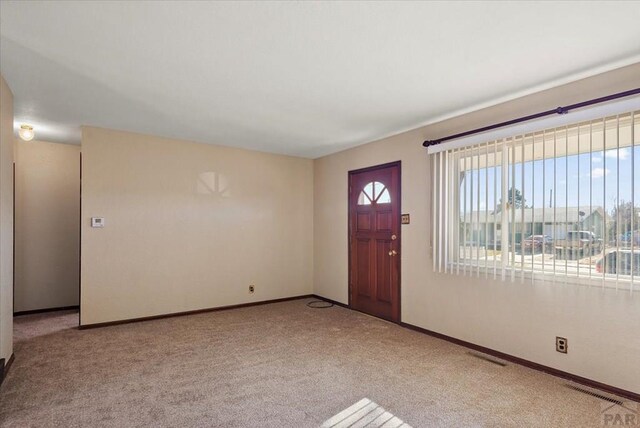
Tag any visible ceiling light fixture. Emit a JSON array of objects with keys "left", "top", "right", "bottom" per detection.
[{"left": 19, "top": 124, "right": 35, "bottom": 141}]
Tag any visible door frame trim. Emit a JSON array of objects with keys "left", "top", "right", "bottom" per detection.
[{"left": 347, "top": 160, "right": 401, "bottom": 322}]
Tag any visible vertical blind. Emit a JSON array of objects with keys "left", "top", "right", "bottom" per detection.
[{"left": 431, "top": 110, "right": 640, "bottom": 293}]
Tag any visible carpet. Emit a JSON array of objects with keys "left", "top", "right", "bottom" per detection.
[{"left": 0, "top": 299, "right": 621, "bottom": 427}]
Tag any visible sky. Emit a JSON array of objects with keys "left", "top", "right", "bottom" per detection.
[{"left": 461, "top": 146, "right": 640, "bottom": 216}]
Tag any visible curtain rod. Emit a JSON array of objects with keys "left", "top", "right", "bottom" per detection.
[{"left": 422, "top": 87, "right": 640, "bottom": 148}]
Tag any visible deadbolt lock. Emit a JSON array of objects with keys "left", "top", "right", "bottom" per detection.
[{"left": 391, "top": 234, "right": 397, "bottom": 240}]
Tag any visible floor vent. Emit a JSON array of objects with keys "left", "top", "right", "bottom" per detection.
[
  {"left": 467, "top": 352, "right": 507, "bottom": 367},
  {"left": 565, "top": 384, "right": 624, "bottom": 405}
]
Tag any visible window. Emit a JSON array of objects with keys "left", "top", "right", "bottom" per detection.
[
  {"left": 431, "top": 110, "right": 639, "bottom": 292},
  {"left": 358, "top": 181, "right": 391, "bottom": 205}
]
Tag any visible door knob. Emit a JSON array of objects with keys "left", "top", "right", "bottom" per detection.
[{"left": 388, "top": 250, "right": 397, "bottom": 256}]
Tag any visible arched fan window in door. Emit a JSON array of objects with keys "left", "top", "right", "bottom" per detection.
[{"left": 357, "top": 181, "right": 391, "bottom": 205}]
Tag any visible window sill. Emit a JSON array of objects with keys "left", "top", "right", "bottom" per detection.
[{"left": 440, "top": 263, "right": 637, "bottom": 293}]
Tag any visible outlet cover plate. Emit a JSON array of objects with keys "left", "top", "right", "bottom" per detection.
[{"left": 556, "top": 336, "right": 568, "bottom": 354}]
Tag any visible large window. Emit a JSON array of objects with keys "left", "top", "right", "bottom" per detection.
[{"left": 431, "top": 110, "right": 639, "bottom": 291}]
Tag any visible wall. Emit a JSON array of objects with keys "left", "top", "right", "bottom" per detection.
[
  {"left": 0, "top": 75, "right": 14, "bottom": 365},
  {"left": 14, "top": 140, "right": 80, "bottom": 312},
  {"left": 81, "top": 127, "right": 313, "bottom": 325},
  {"left": 314, "top": 63, "right": 640, "bottom": 394}
]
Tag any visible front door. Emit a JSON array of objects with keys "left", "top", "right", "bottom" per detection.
[{"left": 348, "top": 161, "right": 400, "bottom": 322}]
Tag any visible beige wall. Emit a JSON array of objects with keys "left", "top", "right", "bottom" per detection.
[
  {"left": 14, "top": 140, "right": 80, "bottom": 312},
  {"left": 0, "top": 75, "right": 14, "bottom": 363},
  {"left": 81, "top": 127, "right": 313, "bottom": 325},
  {"left": 314, "top": 63, "right": 640, "bottom": 394}
]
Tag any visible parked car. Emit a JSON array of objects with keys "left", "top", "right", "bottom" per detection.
[
  {"left": 596, "top": 249, "right": 640, "bottom": 275},
  {"left": 555, "top": 231, "right": 602, "bottom": 259},
  {"left": 521, "top": 235, "right": 553, "bottom": 254}
]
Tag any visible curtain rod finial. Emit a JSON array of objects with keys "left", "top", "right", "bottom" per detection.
[{"left": 423, "top": 140, "right": 440, "bottom": 147}]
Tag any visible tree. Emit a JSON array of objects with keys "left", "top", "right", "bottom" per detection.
[
  {"left": 608, "top": 201, "right": 638, "bottom": 240},
  {"left": 495, "top": 187, "right": 527, "bottom": 213}
]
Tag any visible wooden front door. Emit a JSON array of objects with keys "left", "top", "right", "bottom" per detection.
[{"left": 349, "top": 161, "right": 400, "bottom": 322}]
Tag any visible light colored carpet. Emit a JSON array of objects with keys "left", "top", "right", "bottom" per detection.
[{"left": 0, "top": 299, "right": 623, "bottom": 427}]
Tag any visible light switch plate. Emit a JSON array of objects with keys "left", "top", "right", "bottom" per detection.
[{"left": 91, "top": 217, "right": 105, "bottom": 228}]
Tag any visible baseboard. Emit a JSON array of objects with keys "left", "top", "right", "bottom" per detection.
[
  {"left": 308, "top": 295, "right": 639, "bottom": 403},
  {"left": 311, "top": 294, "right": 349, "bottom": 308},
  {"left": 78, "top": 295, "right": 314, "bottom": 329},
  {"left": 398, "top": 322, "right": 640, "bottom": 403},
  {"left": 0, "top": 353, "right": 15, "bottom": 387},
  {"left": 14, "top": 305, "right": 80, "bottom": 317}
]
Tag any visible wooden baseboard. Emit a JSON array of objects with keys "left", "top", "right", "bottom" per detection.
[
  {"left": 0, "top": 353, "right": 15, "bottom": 387},
  {"left": 14, "top": 305, "right": 80, "bottom": 317},
  {"left": 78, "top": 295, "right": 314, "bottom": 329},
  {"left": 308, "top": 295, "right": 639, "bottom": 403},
  {"left": 399, "top": 322, "right": 640, "bottom": 403},
  {"left": 310, "top": 294, "right": 349, "bottom": 308}
]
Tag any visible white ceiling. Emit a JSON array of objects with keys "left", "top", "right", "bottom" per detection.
[{"left": 1, "top": 1, "right": 639, "bottom": 158}]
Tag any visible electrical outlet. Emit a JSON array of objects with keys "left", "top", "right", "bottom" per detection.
[
  {"left": 556, "top": 336, "right": 568, "bottom": 354},
  {"left": 249, "top": 285, "right": 255, "bottom": 294}
]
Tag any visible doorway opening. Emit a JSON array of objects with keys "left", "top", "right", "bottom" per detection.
[{"left": 13, "top": 142, "right": 81, "bottom": 329}]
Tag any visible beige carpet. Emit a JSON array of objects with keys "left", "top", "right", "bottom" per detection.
[{"left": 0, "top": 299, "right": 624, "bottom": 427}]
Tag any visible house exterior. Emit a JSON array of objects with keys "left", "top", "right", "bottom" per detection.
[{"left": 461, "top": 206, "right": 605, "bottom": 245}]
